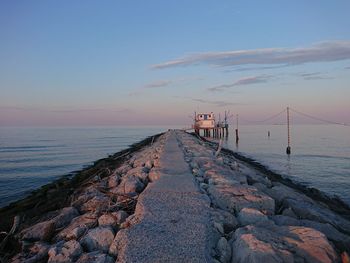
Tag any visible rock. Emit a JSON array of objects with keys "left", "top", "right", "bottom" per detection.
[
  {"left": 265, "top": 184, "right": 314, "bottom": 205},
  {"left": 71, "top": 187, "right": 106, "bottom": 210},
  {"left": 216, "top": 237, "right": 231, "bottom": 263},
  {"left": 284, "top": 198, "right": 350, "bottom": 234},
  {"left": 55, "top": 213, "right": 97, "bottom": 241},
  {"left": 12, "top": 242, "right": 50, "bottom": 263},
  {"left": 231, "top": 223, "right": 338, "bottom": 263},
  {"left": 48, "top": 240, "right": 82, "bottom": 263},
  {"left": 125, "top": 167, "right": 149, "bottom": 183},
  {"left": 115, "top": 164, "right": 132, "bottom": 175},
  {"left": 148, "top": 168, "right": 161, "bottom": 182},
  {"left": 98, "top": 214, "right": 117, "bottom": 228},
  {"left": 53, "top": 207, "right": 79, "bottom": 229},
  {"left": 144, "top": 160, "right": 153, "bottom": 170},
  {"left": 114, "top": 176, "right": 145, "bottom": 194},
  {"left": 212, "top": 209, "right": 238, "bottom": 233},
  {"left": 281, "top": 207, "right": 297, "bottom": 218},
  {"left": 208, "top": 184, "right": 275, "bottom": 215},
  {"left": 237, "top": 208, "right": 268, "bottom": 226},
  {"left": 271, "top": 215, "right": 350, "bottom": 252},
  {"left": 22, "top": 220, "right": 55, "bottom": 242},
  {"left": 76, "top": 252, "right": 114, "bottom": 263},
  {"left": 214, "top": 222, "right": 224, "bottom": 234},
  {"left": 66, "top": 226, "right": 87, "bottom": 240},
  {"left": 108, "top": 175, "right": 120, "bottom": 188},
  {"left": 80, "top": 227, "right": 115, "bottom": 253},
  {"left": 80, "top": 195, "right": 110, "bottom": 214},
  {"left": 112, "top": 210, "right": 129, "bottom": 225}
]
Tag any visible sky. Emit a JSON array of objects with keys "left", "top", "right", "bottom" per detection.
[{"left": 0, "top": 0, "right": 350, "bottom": 126}]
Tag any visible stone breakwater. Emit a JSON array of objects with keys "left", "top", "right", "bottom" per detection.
[{"left": 2, "top": 130, "right": 350, "bottom": 262}]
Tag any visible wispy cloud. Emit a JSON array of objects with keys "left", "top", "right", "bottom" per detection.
[
  {"left": 173, "top": 96, "right": 240, "bottom": 107},
  {"left": 152, "top": 40, "right": 350, "bottom": 69},
  {"left": 208, "top": 75, "right": 271, "bottom": 92},
  {"left": 345, "top": 66, "right": 350, "bottom": 69},
  {"left": 0, "top": 106, "right": 133, "bottom": 113},
  {"left": 145, "top": 80, "right": 172, "bottom": 88},
  {"left": 298, "top": 72, "right": 333, "bottom": 80}
]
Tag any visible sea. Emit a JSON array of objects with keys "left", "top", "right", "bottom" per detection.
[{"left": 0, "top": 125, "right": 349, "bottom": 208}]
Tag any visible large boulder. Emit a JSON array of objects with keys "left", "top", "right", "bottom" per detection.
[
  {"left": 80, "top": 227, "right": 115, "bottom": 253},
  {"left": 272, "top": 215, "right": 350, "bottom": 252},
  {"left": 231, "top": 223, "right": 338, "bottom": 263},
  {"left": 112, "top": 176, "right": 145, "bottom": 195},
  {"left": 52, "top": 207, "right": 79, "bottom": 229},
  {"left": 208, "top": 184, "right": 275, "bottom": 215},
  {"left": 98, "top": 214, "right": 117, "bottom": 228},
  {"left": 76, "top": 252, "right": 114, "bottom": 263},
  {"left": 48, "top": 240, "right": 82, "bottom": 263},
  {"left": 112, "top": 210, "right": 129, "bottom": 225},
  {"left": 284, "top": 198, "right": 350, "bottom": 234},
  {"left": 55, "top": 213, "right": 97, "bottom": 241},
  {"left": 237, "top": 208, "right": 268, "bottom": 226},
  {"left": 80, "top": 195, "right": 110, "bottom": 214},
  {"left": 22, "top": 220, "right": 55, "bottom": 242}
]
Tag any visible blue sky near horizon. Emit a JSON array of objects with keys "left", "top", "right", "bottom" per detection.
[{"left": 0, "top": 1, "right": 350, "bottom": 126}]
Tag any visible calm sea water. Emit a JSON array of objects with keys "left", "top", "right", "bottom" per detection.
[
  {"left": 0, "top": 126, "right": 172, "bottom": 207},
  {"left": 222, "top": 124, "right": 350, "bottom": 206},
  {"left": 0, "top": 125, "right": 349, "bottom": 208}
]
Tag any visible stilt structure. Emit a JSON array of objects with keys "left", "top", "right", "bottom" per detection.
[{"left": 286, "top": 107, "right": 291, "bottom": 155}]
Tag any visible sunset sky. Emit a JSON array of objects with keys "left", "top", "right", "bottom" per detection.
[{"left": 1, "top": 1, "right": 350, "bottom": 126}]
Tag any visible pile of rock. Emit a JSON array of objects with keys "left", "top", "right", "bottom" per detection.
[
  {"left": 177, "top": 131, "right": 349, "bottom": 263},
  {"left": 10, "top": 134, "right": 167, "bottom": 263}
]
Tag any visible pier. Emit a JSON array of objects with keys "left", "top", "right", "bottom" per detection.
[{"left": 1, "top": 130, "right": 350, "bottom": 263}]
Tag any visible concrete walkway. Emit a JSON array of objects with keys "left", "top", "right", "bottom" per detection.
[{"left": 115, "top": 130, "right": 214, "bottom": 263}]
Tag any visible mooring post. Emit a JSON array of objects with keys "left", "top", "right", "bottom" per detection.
[
  {"left": 235, "top": 114, "right": 239, "bottom": 143},
  {"left": 286, "top": 107, "right": 291, "bottom": 155}
]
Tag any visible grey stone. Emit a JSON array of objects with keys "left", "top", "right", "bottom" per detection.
[
  {"left": 237, "top": 207, "right": 269, "bottom": 226},
  {"left": 22, "top": 220, "right": 55, "bottom": 242},
  {"left": 107, "top": 175, "right": 120, "bottom": 188},
  {"left": 79, "top": 195, "right": 110, "bottom": 214},
  {"left": 48, "top": 240, "right": 82, "bottom": 263},
  {"left": 76, "top": 252, "right": 114, "bottom": 263},
  {"left": 98, "top": 214, "right": 117, "bottom": 228},
  {"left": 231, "top": 223, "right": 338, "bottom": 263},
  {"left": 216, "top": 237, "right": 231, "bottom": 263},
  {"left": 52, "top": 207, "right": 79, "bottom": 229},
  {"left": 80, "top": 227, "right": 115, "bottom": 253},
  {"left": 112, "top": 210, "right": 129, "bottom": 225},
  {"left": 55, "top": 213, "right": 97, "bottom": 241},
  {"left": 208, "top": 184, "right": 275, "bottom": 215},
  {"left": 114, "top": 175, "right": 145, "bottom": 194}
]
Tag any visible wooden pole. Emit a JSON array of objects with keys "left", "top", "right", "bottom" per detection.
[
  {"left": 235, "top": 114, "right": 239, "bottom": 143},
  {"left": 286, "top": 107, "right": 291, "bottom": 154}
]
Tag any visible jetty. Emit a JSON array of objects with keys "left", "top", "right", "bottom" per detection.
[{"left": 1, "top": 130, "right": 350, "bottom": 263}]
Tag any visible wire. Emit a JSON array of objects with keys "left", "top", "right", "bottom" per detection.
[
  {"left": 241, "top": 108, "right": 287, "bottom": 123},
  {"left": 290, "top": 108, "right": 350, "bottom": 127}
]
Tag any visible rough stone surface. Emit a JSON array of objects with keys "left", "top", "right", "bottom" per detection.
[
  {"left": 112, "top": 210, "right": 129, "bottom": 225},
  {"left": 217, "top": 237, "right": 231, "bottom": 263},
  {"left": 55, "top": 213, "right": 97, "bottom": 241},
  {"left": 80, "top": 195, "right": 110, "bottom": 214},
  {"left": 238, "top": 207, "right": 269, "bottom": 226},
  {"left": 22, "top": 220, "right": 55, "bottom": 242},
  {"left": 52, "top": 207, "right": 79, "bottom": 229},
  {"left": 231, "top": 223, "right": 338, "bottom": 263},
  {"left": 208, "top": 184, "right": 275, "bottom": 215},
  {"left": 48, "top": 240, "right": 82, "bottom": 263},
  {"left": 80, "top": 227, "right": 115, "bottom": 253},
  {"left": 76, "top": 252, "right": 114, "bottom": 263},
  {"left": 114, "top": 175, "right": 145, "bottom": 195},
  {"left": 98, "top": 214, "right": 117, "bottom": 228}
]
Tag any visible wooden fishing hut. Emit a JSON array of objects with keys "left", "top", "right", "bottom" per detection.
[{"left": 193, "top": 112, "right": 229, "bottom": 138}]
